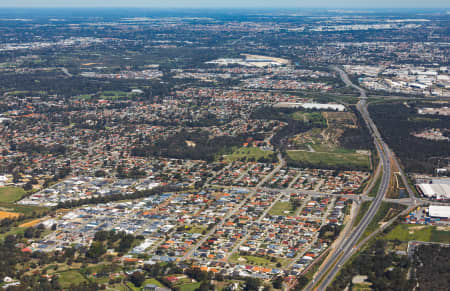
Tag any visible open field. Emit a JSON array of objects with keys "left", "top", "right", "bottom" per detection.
[
  {"left": 353, "top": 201, "right": 372, "bottom": 229},
  {"left": 19, "top": 218, "right": 43, "bottom": 228},
  {"left": 0, "top": 202, "right": 48, "bottom": 216},
  {"left": 291, "top": 111, "right": 326, "bottom": 126},
  {"left": 268, "top": 201, "right": 295, "bottom": 216},
  {"left": 224, "top": 147, "right": 275, "bottom": 162},
  {"left": 230, "top": 253, "right": 288, "bottom": 268},
  {"left": 57, "top": 270, "right": 88, "bottom": 288},
  {"left": 360, "top": 202, "right": 406, "bottom": 241},
  {"left": 368, "top": 175, "right": 382, "bottom": 198},
  {"left": 179, "top": 282, "right": 202, "bottom": 291},
  {"left": 0, "top": 211, "right": 21, "bottom": 220},
  {"left": 143, "top": 278, "right": 165, "bottom": 287},
  {"left": 186, "top": 225, "right": 208, "bottom": 234},
  {"left": 287, "top": 150, "right": 370, "bottom": 170},
  {"left": 100, "top": 90, "right": 130, "bottom": 100},
  {"left": 384, "top": 224, "right": 450, "bottom": 244},
  {"left": 0, "top": 187, "right": 26, "bottom": 203}
]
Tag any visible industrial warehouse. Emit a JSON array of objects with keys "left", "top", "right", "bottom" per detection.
[{"left": 416, "top": 179, "right": 450, "bottom": 200}]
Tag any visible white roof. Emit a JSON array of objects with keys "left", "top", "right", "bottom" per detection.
[
  {"left": 429, "top": 205, "right": 450, "bottom": 218},
  {"left": 417, "top": 183, "right": 450, "bottom": 199}
]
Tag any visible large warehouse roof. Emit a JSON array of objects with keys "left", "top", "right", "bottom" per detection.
[
  {"left": 429, "top": 205, "right": 450, "bottom": 219},
  {"left": 417, "top": 183, "right": 450, "bottom": 199}
]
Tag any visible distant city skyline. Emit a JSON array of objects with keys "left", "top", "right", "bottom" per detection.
[{"left": 0, "top": 0, "right": 449, "bottom": 9}]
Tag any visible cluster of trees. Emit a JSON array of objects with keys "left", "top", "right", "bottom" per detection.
[
  {"left": 251, "top": 106, "right": 327, "bottom": 150},
  {"left": 412, "top": 244, "right": 450, "bottom": 291},
  {"left": 91, "top": 230, "right": 142, "bottom": 257},
  {"left": 23, "top": 224, "right": 46, "bottom": 239},
  {"left": 318, "top": 223, "right": 343, "bottom": 241},
  {"left": 14, "top": 141, "right": 67, "bottom": 156},
  {"left": 131, "top": 129, "right": 256, "bottom": 162},
  {"left": 369, "top": 102, "right": 450, "bottom": 173},
  {"left": 338, "top": 106, "right": 373, "bottom": 151},
  {"left": 0, "top": 234, "right": 101, "bottom": 290},
  {"left": 116, "top": 165, "right": 146, "bottom": 179},
  {"left": 328, "top": 240, "right": 412, "bottom": 291}
]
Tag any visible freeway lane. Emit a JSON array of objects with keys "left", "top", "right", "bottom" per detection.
[{"left": 304, "top": 67, "right": 392, "bottom": 291}]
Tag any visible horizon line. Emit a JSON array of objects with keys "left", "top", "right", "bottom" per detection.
[{"left": 0, "top": 6, "right": 448, "bottom": 9}]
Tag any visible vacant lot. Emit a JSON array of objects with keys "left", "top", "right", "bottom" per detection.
[
  {"left": 229, "top": 253, "right": 287, "bottom": 268},
  {"left": 0, "top": 202, "right": 48, "bottom": 215},
  {"left": 287, "top": 150, "right": 370, "bottom": 170},
  {"left": 0, "top": 187, "right": 26, "bottom": 203},
  {"left": 0, "top": 211, "right": 21, "bottom": 220},
  {"left": 178, "top": 282, "right": 202, "bottom": 291},
  {"left": 19, "top": 218, "right": 43, "bottom": 228},
  {"left": 268, "top": 201, "right": 295, "bottom": 216},
  {"left": 225, "top": 147, "right": 275, "bottom": 163},
  {"left": 57, "top": 270, "right": 88, "bottom": 288},
  {"left": 384, "top": 224, "right": 450, "bottom": 243}
]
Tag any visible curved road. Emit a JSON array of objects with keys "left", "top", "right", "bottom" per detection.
[{"left": 304, "top": 67, "right": 392, "bottom": 291}]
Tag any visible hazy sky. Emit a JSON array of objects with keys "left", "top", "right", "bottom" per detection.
[{"left": 0, "top": 0, "right": 448, "bottom": 9}]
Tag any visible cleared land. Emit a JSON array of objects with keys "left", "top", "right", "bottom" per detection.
[
  {"left": 0, "top": 211, "right": 21, "bottom": 220},
  {"left": 0, "top": 202, "right": 48, "bottom": 215},
  {"left": 360, "top": 202, "right": 406, "bottom": 241},
  {"left": 229, "top": 253, "right": 287, "bottom": 268},
  {"left": 353, "top": 201, "right": 372, "bottom": 228},
  {"left": 57, "top": 270, "right": 88, "bottom": 288},
  {"left": 19, "top": 218, "right": 43, "bottom": 228},
  {"left": 0, "top": 186, "right": 26, "bottom": 203},
  {"left": 179, "top": 282, "right": 202, "bottom": 291},
  {"left": 286, "top": 150, "right": 370, "bottom": 170},
  {"left": 268, "top": 201, "right": 295, "bottom": 216},
  {"left": 384, "top": 224, "right": 450, "bottom": 243},
  {"left": 225, "top": 147, "right": 275, "bottom": 162}
]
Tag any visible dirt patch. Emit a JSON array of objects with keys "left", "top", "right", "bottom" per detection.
[
  {"left": 436, "top": 226, "right": 450, "bottom": 231},
  {"left": 408, "top": 225, "right": 426, "bottom": 234},
  {"left": 19, "top": 219, "right": 43, "bottom": 228},
  {"left": 0, "top": 211, "right": 20, "bottom": 220}
]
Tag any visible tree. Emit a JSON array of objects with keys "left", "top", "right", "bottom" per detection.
[
  {"left": 129, "top": 271, "right": 145, "bottom": 287},
  {"left": 244, "top": 277, "right": 261, "bottom": 291},
  {"left": 272, "top": 276, "right": 283, "bottom": 289},
  {"left": 86, "top": 241, "right": 106, "bottom": 259}
]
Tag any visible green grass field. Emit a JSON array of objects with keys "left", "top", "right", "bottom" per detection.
[
  {"left": 290, "top": 111, "right": 326, "bottom": 127},
  {"left": 225, "top": 147, "right": 275, "bottom": 162},
  {"left": 268, "top": 201, "right": 295, "bottom": 216},
  {"left": 178, "top": 282, "right": 202, "bottom": 291},
  {"left": 287, "top": 150, "right": 370, "bottom": 170},
  {"left": 229, "top": 253, "right": 287, "bottom": 267},
  {"left": 368, "top": 174, "right": 382, "bottom": 198},
  {"left": 143, "top": 278, "right": 165, "bottom": 287},
  {"left": 0, "top": 187, "right": 26, "bottom": 203},
  {"left": 0, "top": 202, "right": 48, "bottom": 215},
  {"left": 359, "top": 202, "right": 406, "bottom": 241},
  {"left": 100, "top": 90, "right": 130, "bottom": 100},
  {"left": 384, "top": 224, "right": 450, "bottom": 244},
  {"left": 126, "top": 281, "right": 140, "bottom": 291},
  {"left": 186, "top": 225, "right": 208, "bottom": 234},
  {"left": 57, "top": 270, "right": 88, "bottom": 288},
  {"left": 353, "top": 201, "right": 372, "bottom": 229}
]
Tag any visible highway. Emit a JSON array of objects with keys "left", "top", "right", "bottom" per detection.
[{"left": 304, "top": 67, "right": 393, "bottom": 291}]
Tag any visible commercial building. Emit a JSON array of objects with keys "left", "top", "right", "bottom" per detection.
[{"left": 428, "top": 205, "right": 450, "bottom": 219}]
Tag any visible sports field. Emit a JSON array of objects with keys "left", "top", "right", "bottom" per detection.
[{"left": 0, "top": 187, "right": 26, "bottom": 203}]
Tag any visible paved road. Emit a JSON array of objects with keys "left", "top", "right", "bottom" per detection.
[
  {"left": 61, "top": 67, "right": 73, "bottom": 77},
  {"left": 304, "top": 67, "right": 392, "bottom": 291}
]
